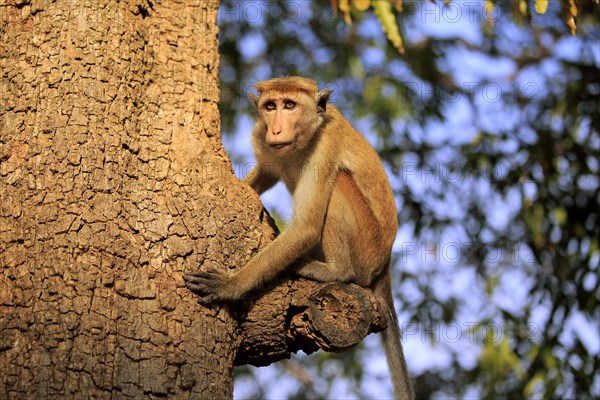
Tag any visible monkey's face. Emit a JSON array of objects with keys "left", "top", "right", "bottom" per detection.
[{"left": 257, "top": 91, "right": 322, "bottom": 156}]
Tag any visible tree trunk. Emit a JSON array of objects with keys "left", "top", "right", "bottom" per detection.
[
  {"left": 1, "top": 1, "right": 386, "bottom": 398},
  {"left": 0, "top": 0, "right": 259, "bottom": 397}
]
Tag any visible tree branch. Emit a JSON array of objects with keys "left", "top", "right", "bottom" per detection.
[{"left": 234, "top": 279, "right": 387, "bottom": 367}]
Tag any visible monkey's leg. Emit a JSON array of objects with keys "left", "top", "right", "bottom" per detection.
[
  {"left": 294, "top": 257, "right": 356, "bottom": 284},
  {"left": 296, "top": 192, "right": 361, "bottom": 284}
]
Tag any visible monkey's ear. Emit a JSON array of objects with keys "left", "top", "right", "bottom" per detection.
[
  {"left": 317, "top": 89, "right": 333, "bottom": 114},
  {"left": 248, "top": 93, "right": 260, "bottom": 109}
]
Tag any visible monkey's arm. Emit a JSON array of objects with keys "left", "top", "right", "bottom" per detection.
[
  {"left": 244, "top": 165, "right": 279, "bottom": 195},
  {"left": 185, "top": 163, "right": 337, "bottom": 304}
]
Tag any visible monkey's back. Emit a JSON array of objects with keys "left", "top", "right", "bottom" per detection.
[{"left": 326, "top": 106, "right": 398, "bottom": 262}]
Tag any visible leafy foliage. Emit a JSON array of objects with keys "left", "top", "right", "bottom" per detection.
[{"left": 219, "top": 0, "right": 599, "bottom": 398}]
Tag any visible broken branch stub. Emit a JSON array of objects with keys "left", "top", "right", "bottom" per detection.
[{"left": 234, "top": 279, "right": 387, "bottom": 367}]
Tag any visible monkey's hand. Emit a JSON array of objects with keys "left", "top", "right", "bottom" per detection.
[{"left": 183, "top": 268, "right": 231, "bottom": 305}]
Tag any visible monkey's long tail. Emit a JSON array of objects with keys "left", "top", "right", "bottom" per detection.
[{"left": 374, "top": 270, "right": 415, "bottom": 400}]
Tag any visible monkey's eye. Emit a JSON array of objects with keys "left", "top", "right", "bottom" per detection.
[
  {"left": 265, "top": 102, "right": 276, "bottom": 111},
  {"left": 284, "top": 100, "right": 296, "bottom": 110}
]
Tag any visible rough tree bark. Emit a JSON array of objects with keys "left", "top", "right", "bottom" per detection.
[{"left": 0, "top": 1, "right": 385, "bottom": 398}]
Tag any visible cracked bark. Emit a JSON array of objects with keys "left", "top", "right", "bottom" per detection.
[{"left": 0, "top": 1, "right": 385, "bottom": 398}]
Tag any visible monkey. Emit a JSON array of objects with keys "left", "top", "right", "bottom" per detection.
[{"left": 184, "top": 76, "right": 414, "bottom": 400}]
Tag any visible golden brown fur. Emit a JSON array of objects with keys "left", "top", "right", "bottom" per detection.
[{"left": 184, "top": 77, "right": 414, "bottom": 400}]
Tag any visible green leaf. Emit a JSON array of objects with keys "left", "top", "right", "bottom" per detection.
[
  {"left": 500, "top": 337, "right": 524, "bottom": 378},
  {"left": 485, "top": 275, "right": 500, "bottom": 295},
  {"left": 352, "top": 0, "right": 370, "bottom": 12},
  {"left": 524, "top": 371, "right": 545, "bottom": 397},
  {"left": 372, "top": 1, "right": 404, "bottom": 53},
  {"left": 339, "top": 0, "right": 352, "bottom": 24},
  {"left": 553, "top": 207, "right": 567, "bottom": 226},
  {"left": 349, "top": 55, "right": 366, "bottom": 80},
  {"left": 484, "top": 0, "right": 496, "bottom": 25},
  {"left": 535, "top": 0, "right": 549, "bottom": 14}
]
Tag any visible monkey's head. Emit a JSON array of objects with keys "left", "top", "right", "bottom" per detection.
[{"left": 249, "top": 77, "right": 333, "bottom": 156}]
